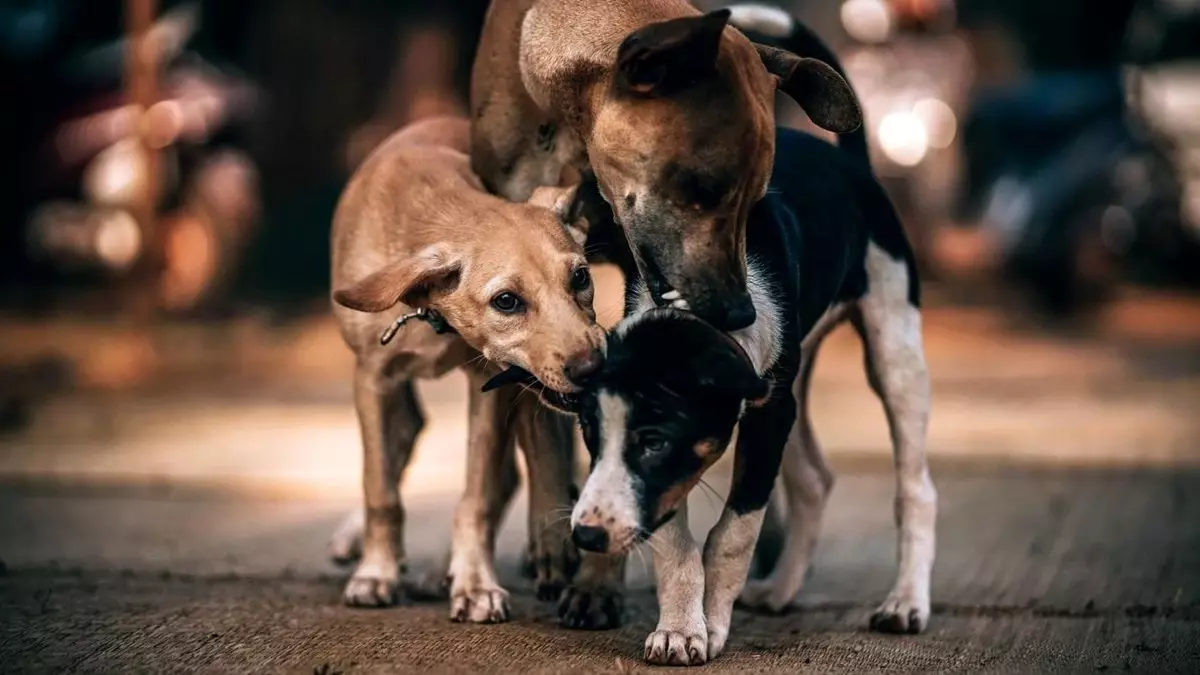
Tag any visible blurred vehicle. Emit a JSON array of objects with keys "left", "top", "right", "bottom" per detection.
[
  {"left": 955, "top": 0, "right": 1200, "bottom": 314},
  {"left": 836, "top": 0, "right": 971, "bottom": 272},
  {"left": 8, "top": 1, "right": 261, "bottom": 315}
]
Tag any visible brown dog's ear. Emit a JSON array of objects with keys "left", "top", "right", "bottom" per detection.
[
  {"left": 756, "top": 45, "right": 862, "bottom": 134},
  {"left": 616, "top": 9, "right": 730, "bottom": 96},
  {"left": 529, "top": 184, "right": 588, "bottom": 247},
  {"left": 332, "top": 247, "right": 460, "bottom": 313}
]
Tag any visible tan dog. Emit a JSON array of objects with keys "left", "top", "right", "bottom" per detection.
[
  {"left": 470, "top": 0, "right": 862, "bottom": 331},
  {"left": 329, "top": 116, "right": 606, "bottom": 623}
]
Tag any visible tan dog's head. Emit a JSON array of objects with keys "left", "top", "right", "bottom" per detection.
[
  {"left": 333, "top": 186, "right": 606, "bottom": 394},
  {"left": 586, "top": 9, "right": 861, "bottom": 331}
]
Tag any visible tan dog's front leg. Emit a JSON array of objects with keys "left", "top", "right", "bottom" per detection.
[
  {"left": 447, "top": 368, "right": 520, "bottom": 623},
  {"left": 513, "top": 396, "right": 580, "bottom": 602},
  {"left": 344, "top": 369, "right": 423, "bottom": 607}
]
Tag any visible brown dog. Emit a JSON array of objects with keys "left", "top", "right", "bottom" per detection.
[
  {"left": 470, "top": 0, "right": 862, "bottom": 331},
  {"left": 329, "top": 116, "right": 606, "bottom": 622}
]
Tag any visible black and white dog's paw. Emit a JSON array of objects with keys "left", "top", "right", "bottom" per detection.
[
  {"left": 737, "top": 579, "right": 794, "bottom": 614},
  {"left": 449, "top": 575, "right": 510, "bottom": 624},
  {"left": 644, "top": 629, "right": 707, "bottom": 666},
  {"left": 869, "top": 591, "right": 930, "bottom": 634},
  {"left": 342, "top": 560, "right": 404, "bottom": 608},
  {"left": 557, "top": 582, "right": 624, "bottom": 630}
]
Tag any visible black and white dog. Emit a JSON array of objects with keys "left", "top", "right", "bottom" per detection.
[{"left": 535, "top": 9, "right": 938, "bottom": 665}]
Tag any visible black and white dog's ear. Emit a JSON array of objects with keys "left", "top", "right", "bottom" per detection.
[{"left": 696, "top": 340, "right": 769, "bottom": 403}]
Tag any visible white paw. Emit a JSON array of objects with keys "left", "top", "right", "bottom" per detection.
[
  {"left": 706, "top": 627, "right": 729, "bottom": 661},
  {"left": 449, "top": 583, "right": 510, "bottom": 623},
  {"left": 327, "top": 510, "right": 364, "bottom": 567},
  {"left": 342, "top": 560, "right": 403, "bottom": 607},
  {"left": 644, "top": 630, "right": 707, "bottom": 666},
  {"left": 869, "top": 590, "right": 930, "bottom": 634},
  {"left": 738, "top": 579, "right": 794, "bottom": 614}
]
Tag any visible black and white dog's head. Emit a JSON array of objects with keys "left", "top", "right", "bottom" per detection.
[{"left": 542, "top": 308, "right": 769, "bottom": 556}]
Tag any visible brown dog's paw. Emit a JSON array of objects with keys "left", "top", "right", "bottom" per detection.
[
  {"left": 449, "top": 585, "right": 510, "bottom": 624},
  {"left": 869, "top": 592, "right": 930, "bottom": 634},
  {"left": 531, "top": 528, "right": 580, "bottom": 601},
  {"left": 342, "top": 567, "right": 405, "bottom": 608},
  {"left": 557, "top": 582, "right": 624, "bottom": 630},
  {"left": 644, "top": 629, "right": 707, "bottom": 666}
]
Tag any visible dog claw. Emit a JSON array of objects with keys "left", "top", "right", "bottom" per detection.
[
  {"left": 450, "top": 586, "right": 510, "bottom": 624},
  {"left": 644, "top": 630, "right": 707, "bottom": 666},
  {"left": 557, "top": 583, "right": 624, "bottom": 630},
  {"left": 342, "top": 573, "right": 404, "bottom": 608},
  {"left": 869, "top": 594, "right": 929, "bottom": 634}
]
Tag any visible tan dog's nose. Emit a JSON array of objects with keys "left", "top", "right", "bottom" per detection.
[{"left": 563, "top": 347, "right": 603, "bottom": 386}]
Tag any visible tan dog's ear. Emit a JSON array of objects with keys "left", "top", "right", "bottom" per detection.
[
  {"left": 529, "top": 178, "right": 615, "bottom": 248},
  {"left": 332, "top": 246, "right": 461, "bottom": 313},
  {"left": 756, "top": 45, "right": 862, "bottom": 134},
  {"left": 616, "top": 9, "right": 730, "bottom": 96}
]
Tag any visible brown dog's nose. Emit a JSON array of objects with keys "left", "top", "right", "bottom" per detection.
[{"left": 563, "top": 347, "right": 603, "bottom": 386}]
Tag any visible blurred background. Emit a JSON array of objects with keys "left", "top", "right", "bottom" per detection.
[{"left": 2, "top": 2, "right": 1200, "bottom": 670}]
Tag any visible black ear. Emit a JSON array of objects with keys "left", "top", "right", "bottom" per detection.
[
  {"left": 755, "top": 44, "right": 862, "bottom": 134},
  {"left": 616, "top": 9, "right": 730, "bottom": 96},
  {"left": 695, "top": 340, "right": 769, "bottom": 403}
]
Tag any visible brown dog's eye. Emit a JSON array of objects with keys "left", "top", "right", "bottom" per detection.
[
  {"left": 571, "top": 266, "right": 592, "bottom": 292},
  {"left": 491, "top": 292, "right": 525, "bottom": 314}
]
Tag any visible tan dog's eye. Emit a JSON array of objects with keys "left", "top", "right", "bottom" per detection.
[
  {"left": 491, "top": 292, "right": 525, "bottom": 314},
  {"left": 571, "top": 266, "right": 592, "bottom": 292}
]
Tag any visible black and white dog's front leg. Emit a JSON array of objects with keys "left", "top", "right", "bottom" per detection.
[
  {"left": 645, "top": 501, "right": 708, "bottom": 666},
  {"left": 703, "top": 389, "right": 796, "bottom": 659}
]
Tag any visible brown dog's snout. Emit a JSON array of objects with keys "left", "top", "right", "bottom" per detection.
[
  {"left": 563, "top": 347, "right": 604, "bottom": 386},
  {"left": 694, "top": 289, "right": 756, "bottom": 331}
]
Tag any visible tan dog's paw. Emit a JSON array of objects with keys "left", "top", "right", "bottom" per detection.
[
  {"left": 449, "top": 583, "right": 510, "bottom": 624},
  {"left": 869, "top": 591, "right": 930, "bottom": 634},
  {"left": 644, "top": 630, "right": 707, "bottom": 666},
  {"left": 342, "top": 561, "right": 404, "bottom": 608},
  {"left": 737, "top": 579, "right": 794, "bottom": 614},
  {"left": 557, "top": 582, "right": 623, "bottom": 630}
]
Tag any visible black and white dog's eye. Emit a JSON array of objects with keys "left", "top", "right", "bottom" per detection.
[
  {"left": 642, "top": 438, "right": 669, "bottom": 455},
  {"left": 571, "top": 266, "right": 592, "bottom": 292},
  {"left": 491, "top": 292, "right": 525, "bottom": 313}
]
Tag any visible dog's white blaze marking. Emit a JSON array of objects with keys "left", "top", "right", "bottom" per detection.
[
  {"left": 572, "top": 392, "right": 640, "bottom": 548},
  {"left": 647, "top": 502, "right": 707, "bottom": 654},
  {"left": 702, "top": 506, "right": 766, "bottom": 658},
  {"left": 726, "top": 3, "right": 795, "bottom": 38},
  {"left": 730, "top": 257, "right": 782, "bottom": 375},
  {"left": 860, "top": 240, "right": 937, "bottom": 626}
]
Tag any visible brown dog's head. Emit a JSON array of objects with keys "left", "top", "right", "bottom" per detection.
[
  {"left": 333, "top": 185, "right": 606, "bottom": 393},
  {"left": 586, "top": 9, "right": 861, "bottom": 330}
]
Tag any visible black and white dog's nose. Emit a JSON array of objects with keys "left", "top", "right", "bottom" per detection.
[{"left": 571, "top": 524, "right": 609, "bottom": 553}]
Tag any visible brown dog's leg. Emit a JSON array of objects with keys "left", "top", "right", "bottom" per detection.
[
  {"left": 344, "top": 369, "right": 423, "bottom": 607},
  {"left": 558, "top": 551, "right": 626, "bottom": 630},
  {"left": 447, "top": 367, "right": 521, "bottom": 623},
  {"left": 513, "top": 396, "right": 580, "bottom": 602}
]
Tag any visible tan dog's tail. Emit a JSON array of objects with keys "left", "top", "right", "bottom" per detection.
[{"left": 727, "top": 4, "right": 871, "bottom": 165}]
